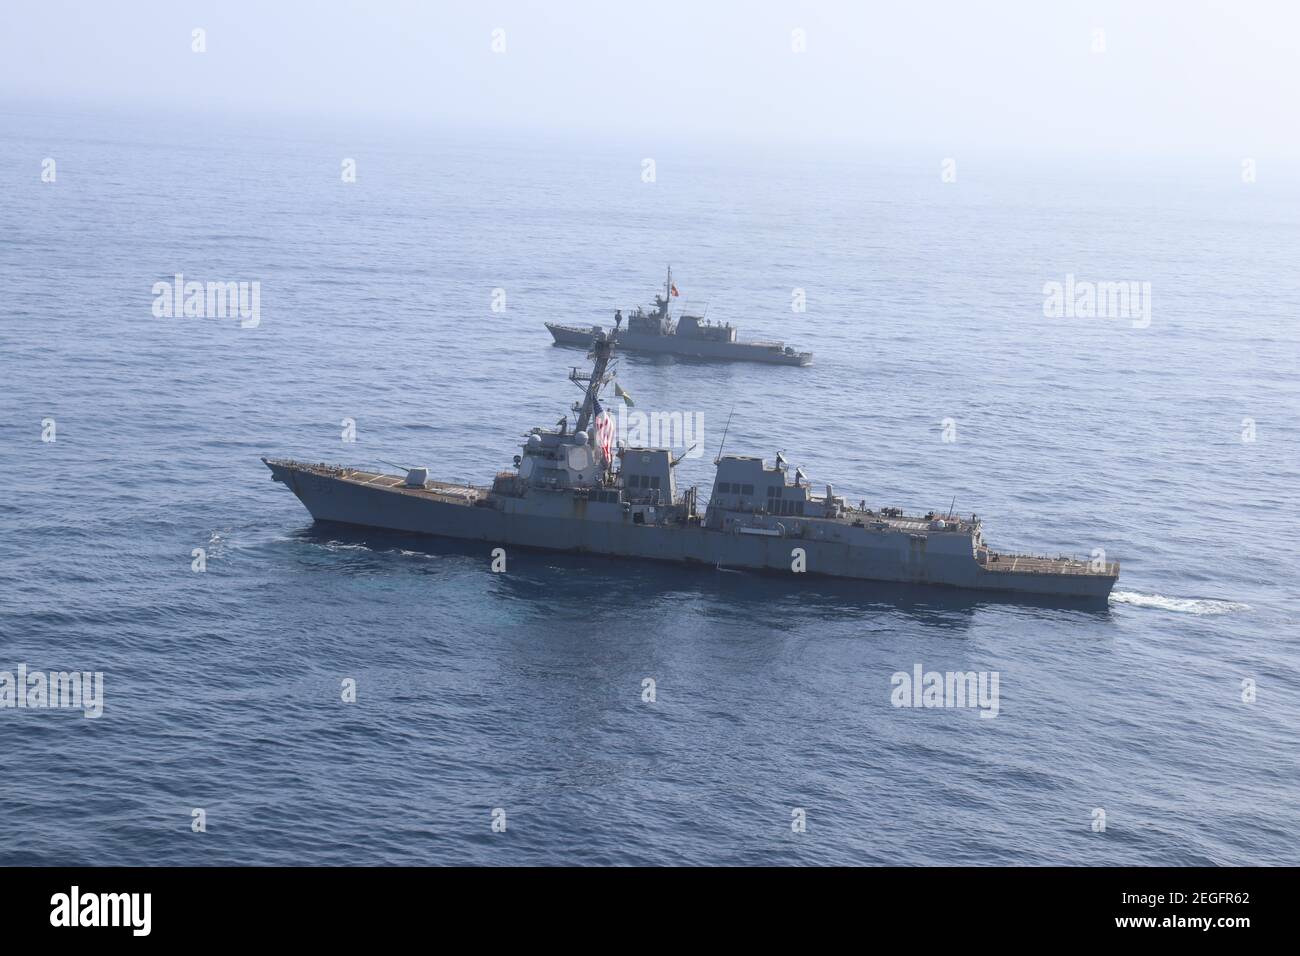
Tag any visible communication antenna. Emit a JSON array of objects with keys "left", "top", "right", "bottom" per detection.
[
  {"left": 670, "top": 444, "right": 699, "bottom": 467},
  {"left": 714, "top": 407, "right": 736, "bottom": 464}
]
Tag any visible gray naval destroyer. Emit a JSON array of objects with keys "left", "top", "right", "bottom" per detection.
[
  {"left": 546, "top": 268, "right": 812, "bottom": 366},
  {"left": 264, "top": 334, "right": 1119, "bottom": 601}
]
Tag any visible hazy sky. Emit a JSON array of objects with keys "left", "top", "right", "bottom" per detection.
[{"left": 2, "top": 1, "right": 1297, "bottom": 157}]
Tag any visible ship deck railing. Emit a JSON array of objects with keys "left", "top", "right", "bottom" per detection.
[
  {"left": 984, "top": 552, "right": 1119, "bottom": 576},
  {"left": 279, "top": 460, "right": 486, "bottom": 502}
]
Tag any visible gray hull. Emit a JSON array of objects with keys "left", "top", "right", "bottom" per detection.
[
  {"left": 265, "top": 460, "right": 1117, "bottom": 601},
  {"left": 547, "top": 323, "right": 812, "bottom": 366}
]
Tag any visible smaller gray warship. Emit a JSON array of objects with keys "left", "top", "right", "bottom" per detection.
[
  {"left": 546, "top": 268, "right": 812, "bottom": 366},
  {"left": 264, "top": 332, "right": 1118, "bottom": 601}
]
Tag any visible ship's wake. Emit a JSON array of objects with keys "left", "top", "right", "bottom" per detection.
[{"left": 1109, "top": 590, "right": 1250, "bottom": 615}]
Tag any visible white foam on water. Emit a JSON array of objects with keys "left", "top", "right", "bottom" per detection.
[
  {"left": 204, "top": 529, "right": 230, "bottom": 558},
  {"left": 1110, "top": 590, "right": 1250, "bottom": 615}
]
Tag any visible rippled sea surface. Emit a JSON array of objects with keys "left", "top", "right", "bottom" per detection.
[{"left": 2, "top": 106, "right": 1298, "bottom": 865}]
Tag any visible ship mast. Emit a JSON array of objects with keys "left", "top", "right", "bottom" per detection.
[{"left": 572, "top": 331, "right": 615, "bottom": 433}]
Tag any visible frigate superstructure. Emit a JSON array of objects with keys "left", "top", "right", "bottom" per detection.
[
  {"left": 263, "top": 333, "right": 1118, "bottom": 601},
  {"left": 546, "top": 268, "right": 813, "bottom": 366}
]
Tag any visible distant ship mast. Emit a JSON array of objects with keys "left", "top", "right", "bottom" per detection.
[{"left": 652, "top": 265, "right": 674, "bottom": 321}]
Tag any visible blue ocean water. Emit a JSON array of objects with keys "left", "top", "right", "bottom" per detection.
[{"left": 2, "top": 105, "right": 1298, "bottom": 865}]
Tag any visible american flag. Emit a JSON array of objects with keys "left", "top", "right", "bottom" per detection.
[{"left": 592, "top": 398, "right": 614, "bottom": 463}]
